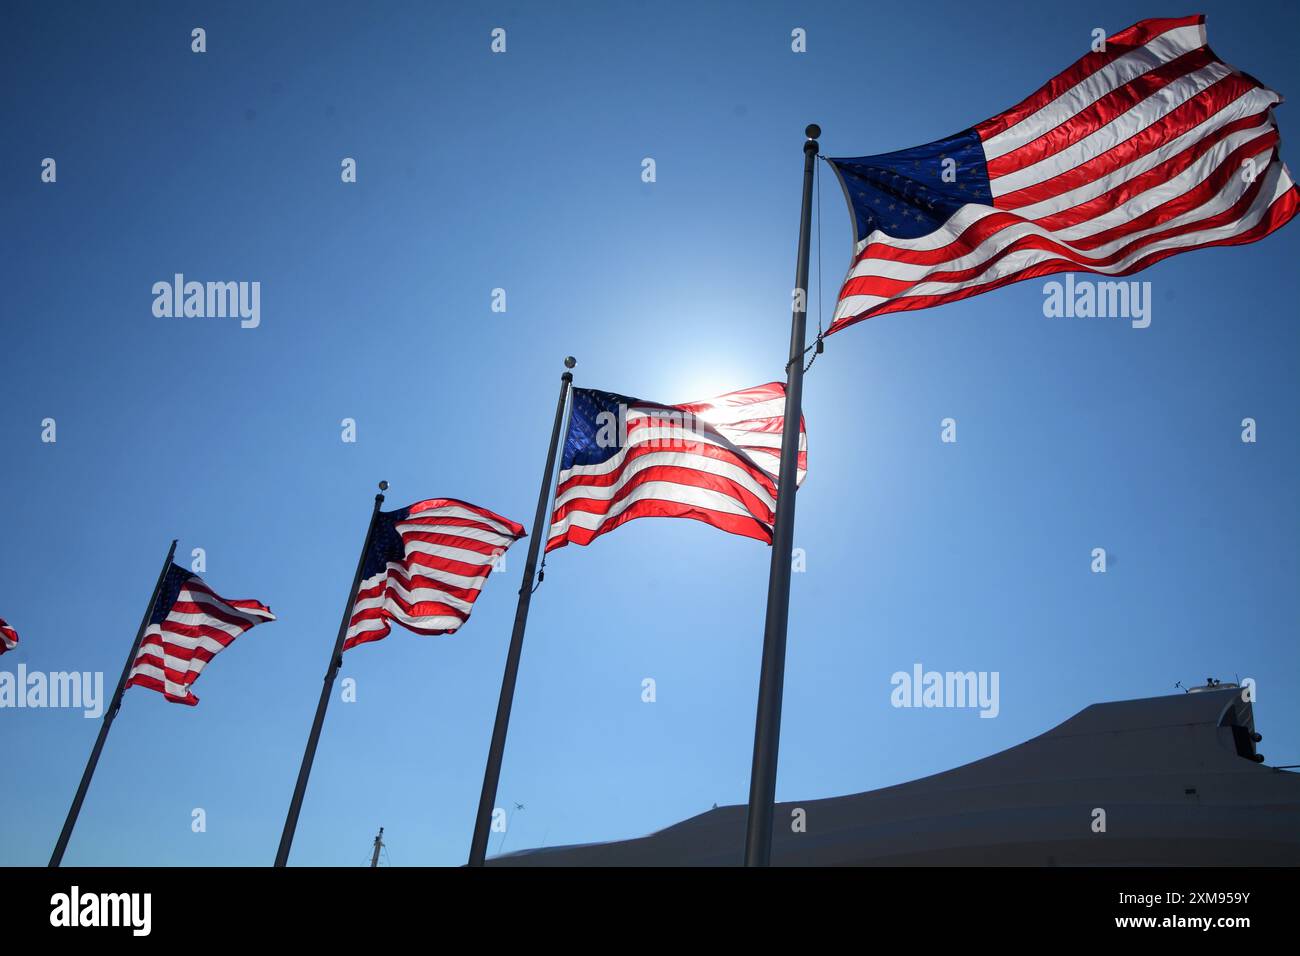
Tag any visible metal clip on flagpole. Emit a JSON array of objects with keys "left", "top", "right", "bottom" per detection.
[
  {"left": 49, "top": 538, "right": 178, "bottom": 867},
  {"left": 744, "top": 124, "right": 819, "bottom": 867},
  {"left": 274, "top": 482, "right": 387, "bottom": 867},
  {"left": 468, "top": 357, "right": 575, "bottom": 867}
]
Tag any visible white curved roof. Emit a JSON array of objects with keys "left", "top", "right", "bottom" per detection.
[{"left": 492, "top": 687, "right": 1300, "bottom": 866}]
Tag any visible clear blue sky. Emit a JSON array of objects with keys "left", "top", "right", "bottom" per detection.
[{"left": 2, "top": 1, "right": 1296, "bottom": 866}]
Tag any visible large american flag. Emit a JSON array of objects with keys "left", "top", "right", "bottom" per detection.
[
  {"left": 125, "top": 564, "right": 275, "bottom": 706},
  {"left": 827, "top": 15, "right": 1297, "bottom": 333},
  {"left": 0, "top": 617, "right": 18, "bottom": 655},
  {"left": 546, "top": 382, "right": 808, "bottom": 551},
  {"left": 343, "top": 498, "right": 525, "bottom": 652}
]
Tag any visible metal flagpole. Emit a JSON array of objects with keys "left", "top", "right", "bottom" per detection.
[
  {"left": 468, "top": 357, "right": 575, "bottom": 866},
  {"left": 274, "top": 482, "right": 387, "bottom": 867},
  {"left": 49, "top": 538, "right": 178, "bottom": 868},
  {"left": 743, "top": 123, "right": 820, "bottom": 867}
]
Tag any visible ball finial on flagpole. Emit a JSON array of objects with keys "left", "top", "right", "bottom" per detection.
[
  {"left": 805, "top": 123, "right": 821, "bottom": 140},
  {"left": 564, "top": 356, "right": 576, "bottom": 369}
]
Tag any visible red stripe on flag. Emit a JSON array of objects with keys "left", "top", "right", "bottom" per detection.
[
  {"left": 973, "top": 15, "right": 1206, "bottom": 141},
  {"left": 984, "top": 46, "right": 1218, "bottom": 180}
]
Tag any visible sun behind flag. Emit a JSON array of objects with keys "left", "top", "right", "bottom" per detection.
[
  {"left": 826, "top": 15, "right": 1298, "bottom": 332},
  {"left": 125, "top": 564, "right": 275, "bottom": 706},
  {"left": 546, "top": 382, "right": 808, "bottom": 551},
  {"left": 343, "top": 498, "right": 526, "bottom": 651},
  {"left": 0, "top": 617, "right": 18, "bottom": 655}
]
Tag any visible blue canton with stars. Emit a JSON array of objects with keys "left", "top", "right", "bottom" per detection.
[
  {"left": 149, "top": 563, "right": 198, "bottom": 624},
  {"left": 361, "top": 506, "right": 412, "bottom": 579},
  {"left": 828, "top": 128, "right": 993, "bottom": 243},
  {"left": 562, "top": 387, "right": 643, "bottom": 470}
]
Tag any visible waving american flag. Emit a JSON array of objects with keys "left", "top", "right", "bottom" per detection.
[
  {"left": 0, "top": 617, "right": 18, "bottom": 655},
  {"left": 827, "top": 15, "right": 1297, "bottom": 333},
  {"left": 343, "top": 498, "right": 525, "bottom": 652},
  {"left": 125, "top": 564, "right": 275, "bottom": 706},
  {"left": 546, "top": 382, "right": 807, "bottom": 552}
]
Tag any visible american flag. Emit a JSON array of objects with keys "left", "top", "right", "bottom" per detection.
[
  {"left": 546, "top": 382, "right": 808, "bottom": 552},
  {"left": 343, "top": 498, "right": 525, "bottom": 652},
  {"left": 0, "top": 617, "right": 18, "bottom": 655},
  {"left": 827, "top": 15, "right": 1297, "bottom": 333},
  {"left": 125, "top": 564, "right": 275, "bottom": 706}
]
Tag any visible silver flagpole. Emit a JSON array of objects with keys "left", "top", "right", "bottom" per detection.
[
  {"left": 743, "top": 123, "right": 819, "bottom": 867},
  {"left": 468, "top": 358, "right": 575, "bottom": 866},
  {"left": 50, "top": 538, "right": 178, "bottom": 867}
]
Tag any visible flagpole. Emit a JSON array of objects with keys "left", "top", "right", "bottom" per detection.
[
  {"left": 49, "top": 537, "right": 178, "bottom": 868},
  {"left": 468, "top": 357, "right": 575, "bottom": 866},
  {"left": 274, "top": 482, "right": 387, "bottom": 867},
  {"left": 744, "top": 123, "right": 819, "bottom": 867}
]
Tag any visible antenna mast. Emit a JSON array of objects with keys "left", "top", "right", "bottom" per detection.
[{"left": 370, "top": 826, "right": 384, "bottom": 868}]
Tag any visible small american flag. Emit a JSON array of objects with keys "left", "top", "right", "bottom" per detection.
[
  {"left": 343, "top": 498, "right": 525, "bottom": 652},
  {"left": 0, "top": 617, "right": 18, "bottom": 655},
  {"left": 827, "top": 15, "right": 1297, "bottom": 332},
  {"left": 546, "top": 382, "right": 808, "bottom": 552},
  {"left": 125, "top": 564, "right": 275, "bottom": 705}
]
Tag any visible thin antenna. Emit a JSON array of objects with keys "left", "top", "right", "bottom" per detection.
[
  {"left": 497, "top": 803, "right": 524, "bottom": 857},
  {"left": 369, "top": 826, "right": 384, "bottom": 868}
]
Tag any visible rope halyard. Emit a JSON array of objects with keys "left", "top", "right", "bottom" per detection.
[{"left": 804, "top": 161, "right": 827, "bottom": 373}]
